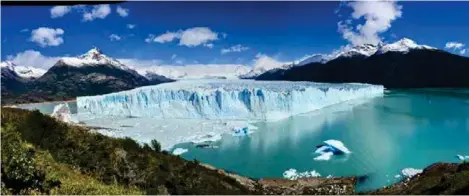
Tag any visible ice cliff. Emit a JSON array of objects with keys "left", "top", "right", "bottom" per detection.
[{"left": 77, "top": 79, "right": 384, "bottom": 121}]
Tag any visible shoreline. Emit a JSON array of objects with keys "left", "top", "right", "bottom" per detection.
[{"left": 3, "top": 99, "right": 77, "bottom": 108}]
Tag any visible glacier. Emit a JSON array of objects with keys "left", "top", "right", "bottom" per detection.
[{"left": 77, "top": 79, "right": 384, "bottom": 121}]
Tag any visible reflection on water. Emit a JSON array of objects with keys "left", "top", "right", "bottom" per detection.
[{"left": 175, "top": 90, "right": 469, "bottom": 191}]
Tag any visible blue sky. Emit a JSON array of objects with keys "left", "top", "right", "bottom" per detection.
[{"left": 1, "top": 1, "right": 469, "bottom": 69}]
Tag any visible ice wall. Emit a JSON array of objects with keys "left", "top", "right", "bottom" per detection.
[{"left": 77, "top": 79, "right": 384, "bottom": 121}]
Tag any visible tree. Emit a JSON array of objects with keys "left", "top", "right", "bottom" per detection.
[{"left": 150, "top": 139, "right": 161, "bottom": 152}]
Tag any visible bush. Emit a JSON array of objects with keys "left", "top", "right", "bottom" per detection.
[{"left": 151, "top": 139, "right": 162, "bottom": 152}]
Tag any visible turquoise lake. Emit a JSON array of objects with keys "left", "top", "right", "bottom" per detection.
[{"left": 17, "top": 89, "right": 469, "bottom": 192}]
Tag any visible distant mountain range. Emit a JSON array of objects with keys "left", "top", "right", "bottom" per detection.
[
  {"left": 2, "top": 38, "right": 469, "bottom": 104},
  {"left": 256, "top": 38, "right": 469, "bottom": 88},
  {"left": 1, "top": 48, "right": 173, "bottom": 104}
]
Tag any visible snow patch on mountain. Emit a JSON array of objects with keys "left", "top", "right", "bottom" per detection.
[
  {"left": 378, "top": 38, "right": 436, "bottom": 54},
  {"left": 1, "top": 61, "right": 46, "bottom": 79},
  {"left": 59, "top": 47, "right": 133, "bottom": 72}
]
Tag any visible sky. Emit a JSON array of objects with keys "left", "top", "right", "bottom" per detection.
[{"left": 1, "top": 1, "right": 469, "bottom": 70}]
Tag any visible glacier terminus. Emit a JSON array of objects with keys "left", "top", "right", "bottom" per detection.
[{"left": 77, "top": 79, "right": 384, "bottom": 121}]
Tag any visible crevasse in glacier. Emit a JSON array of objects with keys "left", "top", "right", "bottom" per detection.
[{"left": 77, "top": 79, "right": 384, "bottom": 121}]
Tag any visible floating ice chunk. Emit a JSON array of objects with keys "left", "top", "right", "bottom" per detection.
[
  {"left": 401, "top": 168, "right": 423, "bottom": 178},
  {"left": 314, "top": 152, "right": 334, "bottom": 161},
  {"left": 456, "top": 154, "right": 469, "bottom": 161},
  {"left": 314, "top": 145, "right": 332, "bottom": 154},
  {"left": 283, "top": 168, "right": 321, "bottom": 180},
  {"left": 172, "top": 148, "right": 188, "bottom": 155},
  {"left": 394, "top": 174, "right": 401, "bottom": 178},
  {"left": 326, "top": 175, "right": 333, "bottom": 178},
  {"left": 51, "top": 103, "right": 78, "bottom": 124},
  {"left": 232, "top": 126, "right": 254, "bottom": 137},
  {"left": 189, "top": 133, "right": 222, "bottom": 144},
  {"left": 313, "top": 139, "right": 351, "bottom": 161},
  {"left": 323, "top": 139, "right": 352, "bottom": 154}
]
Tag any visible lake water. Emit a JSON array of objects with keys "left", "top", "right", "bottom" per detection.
[{"left": 17, "top": 89, "right": 469, "bottom": 192}]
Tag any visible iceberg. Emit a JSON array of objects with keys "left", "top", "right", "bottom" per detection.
[
  {"left": 77, "top": 79, "right": 384, "bottom": 121},
  {"left": 51, "top": 103, "right": 78, "bottom": 124},
  {"left": 283, "top": 168, "right": 321, "bottom": 180},
  {"left": 313, "top": 139, "right": 351, "bottom": 161},
  {"left": 172, "top": 148, "right": 188, "bottom": 155},
  {"left": 456, "top": 154, "right": 469, "bottom": 161},
  {"left": 401, "top": 168, "right": 423, "bottom": 178}
]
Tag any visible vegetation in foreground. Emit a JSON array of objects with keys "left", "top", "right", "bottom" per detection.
[
  {"left": 1, "top": 107, "right": 250, "bottom": 195},
  {"left": 1, "top": 107, "right": 468, "bottom": 195}
]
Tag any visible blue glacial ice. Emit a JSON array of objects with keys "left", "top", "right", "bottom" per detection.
[{"left": 77, "top": 79, "right": 384, "bottom": 121}]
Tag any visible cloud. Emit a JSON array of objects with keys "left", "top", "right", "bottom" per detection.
[
  {"left": 109, "top": 34, "right": 121, "bottom": 41},
  {"left": 221, "top": 44, "right": 249, "bottom": 54},
  {"left": 153, "top": 31, "right": 182, "bottom": 43},
  {"left": 30, "top": 27, "right": 64, "bottom": 47},
  {"left": 127, "top": 24, "right": 136, "bottom": 29},
  {"left": 460, "top": 49, "right": 466, "bottom": 55},
  {"left": 20, "top": 28, "right": 29, "bottom": 33},
  {"left": 145, "top": 34, "right": 155, "bottom": 43},
  {"left": 179, "top": 27, "right": 218, "bottom": 47},
  {"left": 6, "top": 50, "right": 61, "bottom": 69},
  {"left": 445, "top": 42, "right": 465, "bottom": 50},
  {"left": 117, "top": 59, "right": 163, "bottom": 68},
  {"left": 251, "top": 53, "right": 286, "bottom": 72},
  {"left": 204, "top": 43, "right": 214, "bottom": 48},
  {"left": 148, "top": 27, "right": 219, "bottom": 47},
  {"left": 83, "top": 4, "right": 111, "bottom": 21},
  {"left": 171, "top": 54, "right": 177, "bottom": 60},
  {"left": 50, "top": 6, "right": 72, "bottom": 18},
  {"left": 133, "top": 64, "right": 250, "bottom": 80},
  {"left": 116, "top": 6, "right": 129, "bottom": 17},
  {"left": 337, "top": 1, "right": 403, "bottom": 46}
]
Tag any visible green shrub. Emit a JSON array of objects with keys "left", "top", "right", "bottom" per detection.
[{"left": 151, "top": 139, "right": 162, "bottom": 152}]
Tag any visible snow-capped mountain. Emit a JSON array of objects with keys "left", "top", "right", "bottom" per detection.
[
  {"left": 57, "top": 47, "right": 139, "bottom": 75},
  {"left": 256, "top": 38, "right": 469, "bottom": 88},
  {"left": 332, "top": 44, "right": 379, "bottom": 59},
  {"left": 377, "top": 38, "right": 436, "bottom": 54},
  {"left": 1, "top": 61, "right": 46, "bottom": 79},
  {"left": 293, "top": 54, "right": 331, "bottom": 66}
]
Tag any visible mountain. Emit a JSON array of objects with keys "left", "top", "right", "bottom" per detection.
[
  {"left": 1, "top": 61, "right": 47, "bottom": 79},
  {"left": 1, "top": 48, "right": 173, "bottom": 104},
  {"left": 257, "top": 38, "right": 469, "bottom": 88}
]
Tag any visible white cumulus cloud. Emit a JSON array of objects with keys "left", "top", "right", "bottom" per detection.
[
  {"left": 337, "top": 1, "right": 403, "bottom": 46},
  {"left": 221, "top": 44, "right": 249, "bottom": 54},
  {"left": 50, "top": 6, "right": 72, "bottom": 18},
  {"left": 148, "top": 27, "right": 219, "bottom": 48},
  {"left": 127, "top": 24, "right": 136, "bottom": 29},
  {"left": 116, "top": 6, "right": 129, "bottom": 17},
  {"left": 83, "top": 4, "right": 111, "bottom": 21},
  {"left": 6, "top": 50, "right": 61, "bottom": 69},
  {"left": 445, "top": 42, "right": 465, "bottom": 50},
  {"left": 153, "top": 31, "right": 182, "bottom": 43},
  {"left": 30, "top": 27, "right": 64, "bottom": 47},
  {"left": 109, "top": 34, "right": 121, "bottom": 41},
  {"left": 179, "top": 27, "right": 218, "bottom": 47},
  {"left": 251, "top": 53, "right": 286, "bottom": 72}
]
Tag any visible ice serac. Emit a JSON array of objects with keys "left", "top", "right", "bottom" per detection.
[{"left": 77, "top": 79, "right": 384, "bottom": 121}]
